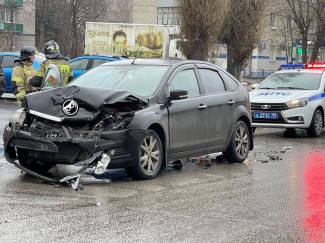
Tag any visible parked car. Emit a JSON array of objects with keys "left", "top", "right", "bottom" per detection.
[
  {"left": 0, "top": 52, "right": 46, "bottom": 93},
  {"left": 68, "top": 54, "right": 128, "bottom": 78},
  {"left": 3, "top": 59, "right": 253, "bottom": 181},
  {"left": 250, "top": 63, "right": 325, "bottom": 137}
]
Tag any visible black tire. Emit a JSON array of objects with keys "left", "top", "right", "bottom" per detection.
[
  {"left": 307, "top": 109, "right": 323, "bottom": 137},
  {"left": 125, "top": 130, "right": 163, "bottom": 180},
  {"left": 223, "top": 120, "right": 250, "bottom": 163},
  {"left": 252, "top": 127, "right": 256, "bottom": 134},
  {"left": 283, "top": 128, "right": 296, "bottom": 138},
  {"left": 17, "top": 148, "right": 52, "bottom": 173}
]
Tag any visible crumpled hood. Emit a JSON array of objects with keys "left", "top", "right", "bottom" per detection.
[
  {"left": 249, "top": 89, "right": 315, "bottom": 103},
  {"left": 24, "top": 85, "right": 148, "bottom": 121}
]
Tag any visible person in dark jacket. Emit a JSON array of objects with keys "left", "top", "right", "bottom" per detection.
[
  {"left": 11, "top": 45, "right": 38, "bottom": 107},
  {"left": 30, "top": 40, "right": 73, "bottom": 87},
  {"left": 0, "top": 64, "right": 5, "bottom": 97}
]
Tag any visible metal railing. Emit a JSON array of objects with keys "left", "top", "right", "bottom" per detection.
[{"left": 242, "top": 69, "right": 276, "bottom": 78}]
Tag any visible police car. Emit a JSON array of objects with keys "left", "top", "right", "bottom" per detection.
[{"left": 249, "top": 63, "right": 325, "bottom": 137}]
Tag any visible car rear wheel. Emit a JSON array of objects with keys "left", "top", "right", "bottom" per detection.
[
  {"left": 125, "top": 130, "right": 163, "bottom": 180},
  {"left": 223, "top": 120, "right": 250, "bottom": 163},
  {"left": 307, "top": 109, "right": 323, "bottom": 137},
  {"left": 17, "top": 148, "right": 52, "bottom": 173}
]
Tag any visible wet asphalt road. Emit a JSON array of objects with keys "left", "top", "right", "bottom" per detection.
[{"left": 0, "top": 98, "right": 324, "bottom": 243}]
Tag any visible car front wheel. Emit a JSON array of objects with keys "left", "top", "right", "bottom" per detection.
[
  {"left": 223, "top": 120, "right": 250, "bottom": 163},
  {"left": 125, "top": 130, "right": 163, "bottom": 180},
  {"left": 307, "top": 109, "right": 323, "bottom": 137}
]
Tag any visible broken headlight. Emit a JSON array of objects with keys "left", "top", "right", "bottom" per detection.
[
  {"left": 286, "top": 98, "right": 308, "bottom": 109},
  {"left": 92, "top": 111, "right": 135, "bottom": 131},
  {"left": 9, "top": 108, "right": 27, "bottom": 126}
]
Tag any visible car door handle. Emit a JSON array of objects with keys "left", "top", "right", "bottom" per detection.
[
  {"left": 198, "top": 104, "right": 208, "bottom": 109},
  {"left": 228, "top": 100, "right": 235, "bottom": 105}
]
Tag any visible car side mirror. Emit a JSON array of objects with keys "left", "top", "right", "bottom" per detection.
[{"left": 168, "top": 89, "right": 189, "bottom": 101}]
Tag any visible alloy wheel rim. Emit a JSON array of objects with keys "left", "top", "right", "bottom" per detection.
[
  {"left": 315, "top": 113, "right": 323, "bottom": 134},
  {"left": 235, "top": 125, "right": 249, "bottom": 158},
  {"left": 140, "top": 135, "right": 160, "bottom": 174}
]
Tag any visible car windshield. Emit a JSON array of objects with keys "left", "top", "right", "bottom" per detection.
[
  {"left": 259, "top": 72, "right": 322, "bottom": 90},
  {"left": 69, "top": 65, "right": 170, "bottom": 97}
]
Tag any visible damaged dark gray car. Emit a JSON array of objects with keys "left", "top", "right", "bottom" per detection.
[{"left": 3, "top": 59, "right": 253, "bottom": 181}]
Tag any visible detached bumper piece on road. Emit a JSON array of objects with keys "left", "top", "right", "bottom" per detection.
[{"left": 3, "top": 118, "right": 143, "bottom": 190}]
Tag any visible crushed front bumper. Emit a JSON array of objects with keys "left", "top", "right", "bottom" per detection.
[{"left": 3, "top": 122, "right": 145, "bottom": 169}]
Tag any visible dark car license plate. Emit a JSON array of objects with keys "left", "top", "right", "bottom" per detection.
[{"left": 253, "top": 112, "right": 278, "bottom": 119}]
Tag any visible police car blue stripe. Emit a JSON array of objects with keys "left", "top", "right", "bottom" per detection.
[{"left": 308, "top": 93, "right": 325, "bottom": 101}]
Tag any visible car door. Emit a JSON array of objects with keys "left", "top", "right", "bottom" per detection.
[
  {"left": 1, "top": 55, "right": 18, "bottom": 92},
  {"left": 69, "top": 58, "right": 89, "bottom": 78},
  {"left": 197, "top": 65, "right": 235, "bottom": 147},
  {"left": 167, "top": 65, "right": 209, "bottom": 154}
]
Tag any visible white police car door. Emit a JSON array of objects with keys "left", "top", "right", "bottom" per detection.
[{"left": 41, "top": 64, "right": 63, "bottom": 89}]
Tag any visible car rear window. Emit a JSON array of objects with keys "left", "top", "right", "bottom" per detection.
[
  {"left": 2, "top": 55, "right": 18, "bottom": 68},
  {"left": 92, "top": 59, "right": 110, "bottom": 68},
  {"left": 259, "top": 72, "right": 322, "bottom": 90}
]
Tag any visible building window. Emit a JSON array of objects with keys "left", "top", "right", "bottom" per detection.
[
  {"left": 287, "top": 17, "right": 292, "bottom": 29},
  {"left": 0, "top": 10, "right": 5, "bottom": 21},
  {"left": 269, "top": 46, "right": 275, "bottom": 61},
  {"left": 157, "top": 7, "right": 178, "bottom": 25},
  {"left": 3, "top": 9, "right": 15, "bottom": 22},
  {"left": 270, "top": 12, "right": 276, "bottom": 29},
  {"left": 310, "top": 21, "right": 315, "bottom": 33}
]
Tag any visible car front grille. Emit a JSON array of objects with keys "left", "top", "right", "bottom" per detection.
[{"left": 251, "top": 102, "right": 288, "bottom": 111}]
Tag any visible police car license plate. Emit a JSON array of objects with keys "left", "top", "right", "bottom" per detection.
[{"left": 253, "top": 112, "right": 278, "bottom": 119}]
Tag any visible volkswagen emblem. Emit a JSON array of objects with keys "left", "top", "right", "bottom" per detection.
[
  {"left": 62, "top": 99, "right": 79, "bottom": 116},
  {"left": 261, "top": 105, "right": 271, "bottom": 110}
]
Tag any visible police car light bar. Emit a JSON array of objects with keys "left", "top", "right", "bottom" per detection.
[
  {"left": 280, "top": 63, "right": 305, "bottom": 69},
  {"left": 305, "top": 63, "right": 325, "bottom": 69}
]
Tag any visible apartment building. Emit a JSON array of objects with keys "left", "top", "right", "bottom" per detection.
[
  {"left": 134, "top": 0, "right": 324, "bottom": 75},
  {"left": 0, "top": 0, "right": 35, "bottom": 52}
]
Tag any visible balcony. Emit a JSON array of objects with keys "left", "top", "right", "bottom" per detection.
[
  {"left": 0, "top": 21, "right": 23, "bottom": 33},
  {"left": 0, "top": 0, "right": 23, "bottom": 6}
]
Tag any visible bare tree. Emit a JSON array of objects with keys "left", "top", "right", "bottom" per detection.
[
  {"left": 104, "top": 0, "right": 133, "bottom": 23},
  {"left": 34, "top": 0, "right": 110, "bottom": 58},
  {"left": 310, "top": 1, "right": 325, "bottom": 62},
  {"left": 34, "top": 0, "right": 58, "bottom": 49},
  {"left": 220, "top": 0, "right": 266, "bottom": 80},
  {"left": 176, "top": 0, "right": 228, "bottom": 61},
  {"left": 274, "top": 12, "right": 300, "bottom": 63},
  {"left": 285, "top": 0, "right": 313, "bottom": 64}
]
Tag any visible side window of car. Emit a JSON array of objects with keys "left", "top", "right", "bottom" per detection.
[
  {"left": 69, "top": 59, "right": 88, "bottom": 70},
  {"left": 198, "top": 69, "right": 226, "bottom": 94},
  {"left": 168, "top": 69, "right": 200, "bottom": 97},
  {"left": 218, "top": 71, "right": 239, "bottom": 91},
  {"left": 2, "top": 56, "right": 18, "bottom": 68},
  {"left": 92, "top": 59, "right": 110, "bottom": 68}
]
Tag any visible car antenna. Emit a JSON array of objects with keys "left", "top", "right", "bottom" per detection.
[{"left": 131, "top": 57, "right": 137, "bottom": 65}]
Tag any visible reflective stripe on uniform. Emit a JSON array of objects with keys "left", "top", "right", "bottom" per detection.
[
  {"left": 12, "top": 77, "right": 25, "bottom": 84},
  {"left": 16, "top": 90, "right": 26, "bottom": 99}
]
